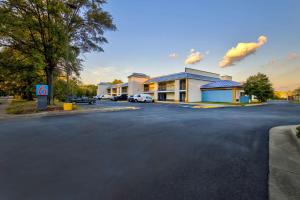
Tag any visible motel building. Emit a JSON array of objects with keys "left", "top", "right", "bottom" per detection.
[{"left": 97, "top": 67, "right": 248, "bottom": 103}]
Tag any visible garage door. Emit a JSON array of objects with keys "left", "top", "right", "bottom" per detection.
[{"left": 202, "top": 90, "right": 233, "bottom": 103}]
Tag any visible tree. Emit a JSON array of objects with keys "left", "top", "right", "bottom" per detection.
[
  {"left": 243, "top": 73, "right": 274, "bottom": 102},
  {"left": 0, "top": 48, "right": 44, "bottom": 100},
  {"left": 0, "top": 0, "right": 116, "bottom": 104},
  {"left": 111, "top": 79, "right": 123, "bottom": 84}
]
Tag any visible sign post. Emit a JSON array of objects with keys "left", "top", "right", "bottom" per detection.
[{"left": 36, "top": 84, "right": 48, "bottom": 111}]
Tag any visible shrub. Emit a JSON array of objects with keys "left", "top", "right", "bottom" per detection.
[{"left": 296, "top": 126, "right": 300, "bottom": 138}]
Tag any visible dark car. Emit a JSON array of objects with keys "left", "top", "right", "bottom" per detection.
[
  {"left": 128, "top": 95, "right": 135, "bottom": 102},
  {"left": 68, "top": 96, "right": 96, "bottom": 104},
  {"left": 111, "top": 94, "right": 128, "bottom": 101}
]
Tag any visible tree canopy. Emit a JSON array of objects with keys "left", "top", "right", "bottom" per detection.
[
  {"left": 0, "top": 0, "right": 116, "bottom": 104},
  {"left": 0, "top": 48, "right": 44, "bottom": 99},
  {"left": 243, "top": 73, "right": 274, "bottom": 102},
  {"left": 110, "top": 79, "right": 123, "bottom": 84}
]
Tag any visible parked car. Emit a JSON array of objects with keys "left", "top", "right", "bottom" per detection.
[
  {"left": 133, "top": 94, "right": 154, "bottom": 103},
  {"left": 93, "top": 95, "right": 103, "bottom": 100},
  {"left": 111, "top": 94, "right": 128, "bottom": 101},
  {"left": 101, "top": 94, "right": 113, "bottom": 100},
  {"left": 69, "top": 96, "right": 96, "bottom": 104},
  {"left": 128, "top": 95, "right": 135, "bottom": 102}
]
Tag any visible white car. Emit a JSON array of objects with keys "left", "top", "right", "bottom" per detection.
[
  {"left": 133, "top": 94, "right": 154, "bottom": 103},
  {"left": 93, "top": 95, "right": 103, "bottom": 100},
  {"left": 101, "top": 94, "right": 113, "bottom": 100}
]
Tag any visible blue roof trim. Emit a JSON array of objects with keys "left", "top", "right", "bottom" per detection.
[
  {"left": 121, "top": 83, "right": 128, "bottom": 87},
  {"left": 201, "top": 80, "right": 242, "bottom": 89},
  {"left": 145, "top": 72, "right": 220, "bottom": 83}
]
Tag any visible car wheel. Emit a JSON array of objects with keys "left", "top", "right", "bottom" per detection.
[{"left": 135, "top": 99, "right": 138, "bottom": 102}]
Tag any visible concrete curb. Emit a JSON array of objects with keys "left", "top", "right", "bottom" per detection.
[
  {"left": 269, "top": 125, "right": 300, "bottom": 200},
  {"left": 156, "top": 101, "right": 267, "bottom": 108},
  {"left": 156, "top": 101, "right": 240, "bottom": 108},
  {"left": 0, "top": 106, "right": 139, "bottom": 119},
  {"left": 244, "top": 103, "right": 267, "bottom": 107}
]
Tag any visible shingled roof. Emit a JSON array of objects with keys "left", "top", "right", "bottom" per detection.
[
  {"left": 145, "top": 72, "right": 220, "bottom": 83},
  {"left": 201, "top": 80, "right": 242, "bottom": 89}
]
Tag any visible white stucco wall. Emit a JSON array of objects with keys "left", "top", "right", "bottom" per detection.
[
  {"left": 97, "top": 83, "right": 111, "bottom": 96},
  {"left": 128, "top": 76, "right": 149, "bottom": 95},
  {"left": 153, "top": 83, "right": 158, "bottom": 100},
  {"left": 166, "top": 93, "right": 175, "bottom": 100},
  {"left": 187, "top": 79, "right": 211, "bottom": 102},
  {"left": 174, "top": 80, "right": 180, "bottom": 101}
]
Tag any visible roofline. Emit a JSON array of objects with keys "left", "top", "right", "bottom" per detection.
[
  {"left": 127, "top": 73, "right": 149, "bottom": 78},
  {"left": 201, "top": 86, "right": 243, "bottom": 90},
  {"left": 98, "top": 82, "right": 112, "bottom": 85},
  {"left": 145, "top": 72, "right": 220, "bottom": 83},
  {"left": 184, "top": 67, "right": 220, "bottom": 76},
  {"left": 145, "top": 72, "right": 186, "bottom": 83}
]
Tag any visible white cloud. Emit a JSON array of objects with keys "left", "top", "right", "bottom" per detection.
[
  {"left": 219, "top": 35, "right": 267, "bottom": 67},
  {"left": 184, "top": 49, "right": 204, "bottom": 65},
  {"left": 169, "top": 53, "right": 178, "bottom": 59}
]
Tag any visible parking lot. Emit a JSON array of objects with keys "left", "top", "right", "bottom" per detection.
[{"left": 0, "top": 101, "right": 300, "bottom": 200}]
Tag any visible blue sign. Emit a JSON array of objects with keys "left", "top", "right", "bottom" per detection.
[
  {"left": 240, "top": 96, "right": 250, "bottom": 103},
  {"left": 36, "top": 85, "right": 48, "bottom": 96}
]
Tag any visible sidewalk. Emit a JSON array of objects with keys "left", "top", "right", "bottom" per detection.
[{"left": 269, "top": 125, "right": 300, "bottom": 200}]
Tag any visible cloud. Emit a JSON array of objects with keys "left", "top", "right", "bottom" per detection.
[
  {"left": 184, "top": 49, "right": 204, "bottom": 65},
  {"left": 287, "top": 52, "right": 300, "bottom": 60},
  {"left": 169, "top": 53, "right": 178, "bottom": 59},
  {"left": 219, "top": 35, "right": 267, "bottom": 67}
]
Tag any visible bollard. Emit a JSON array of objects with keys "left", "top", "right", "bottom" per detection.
[{"left": 63, "top": 103, "right": 73, "bottom": 111}]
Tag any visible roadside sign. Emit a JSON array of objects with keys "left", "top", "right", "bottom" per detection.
[{"left": 36, "top": 85, "right": 48, "bottom": 96}]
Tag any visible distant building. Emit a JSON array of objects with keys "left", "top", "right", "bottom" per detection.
[
  {"left": 97, "top": 82, "right": 112, "bottom": 96},
  {"left": 97, "top": 67, "right": 246, "bottom": 103}
]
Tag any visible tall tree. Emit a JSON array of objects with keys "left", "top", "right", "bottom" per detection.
[
  {"left": 243, "top": 73, "right": 274, "bottom": 102},
  {"left": 0, "top": 0, "right": 116, "bottom": 104}
]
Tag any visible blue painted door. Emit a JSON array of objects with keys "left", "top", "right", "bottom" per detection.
[{"left": 202, "top": 90, "right": 233, "bottom": 103}]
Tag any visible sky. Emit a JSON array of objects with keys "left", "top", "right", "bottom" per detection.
[{"left": 80, "top": 0, "right": 300, "bottom": 91}]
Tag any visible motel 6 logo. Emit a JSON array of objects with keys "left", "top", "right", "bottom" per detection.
[{"left": 36, "top": 85, "right": 48, "bottom": 96}]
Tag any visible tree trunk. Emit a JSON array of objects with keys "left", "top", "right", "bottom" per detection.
[{"left": 45, "top": 67, "right": 54, "bottom": 105}]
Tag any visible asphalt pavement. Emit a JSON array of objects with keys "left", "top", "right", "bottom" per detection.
[{"left": 0, "top": 101, "right": 300, "bottom": 200}]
